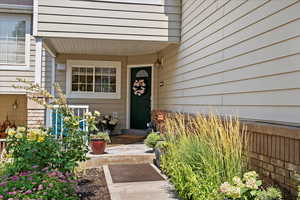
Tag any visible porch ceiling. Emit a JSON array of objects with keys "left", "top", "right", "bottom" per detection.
[{"left": 45, "top": 38, "right": 170, "bottom": 56}]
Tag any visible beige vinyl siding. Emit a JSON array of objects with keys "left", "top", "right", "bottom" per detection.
[
  {"left": 158, "top": 0, "right": 300, "bottom": 124},
  {"left": 0, "top": 37, "right": 36, "bottom": 93},
  {"left": 37, "top": 0, "right": 181, "bottom": 42}
]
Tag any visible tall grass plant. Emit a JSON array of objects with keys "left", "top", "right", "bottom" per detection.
[{"left": 161, "top": 113, "right": 247, "bottom": 200}]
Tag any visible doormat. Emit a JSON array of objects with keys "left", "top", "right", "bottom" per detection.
[{"left": 108, "top": 164, "right": 165, "bottom": 183}]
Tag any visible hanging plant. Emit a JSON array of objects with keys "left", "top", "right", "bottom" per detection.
[{"left": 132, "top": 79, "right": 146, "bottom": 96}]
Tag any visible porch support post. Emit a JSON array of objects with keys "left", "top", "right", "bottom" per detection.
[{"left": 35, "top": 37, "right": 43, "bottom": 85}]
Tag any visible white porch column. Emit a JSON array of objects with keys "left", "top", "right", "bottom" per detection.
[{"left": 35, "top": 37, "right": 43, "bottom": 85}]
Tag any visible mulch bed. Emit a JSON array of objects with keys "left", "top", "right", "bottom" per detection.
[{"left": 77, "top": 168, "right": 111, "bottom": 200}]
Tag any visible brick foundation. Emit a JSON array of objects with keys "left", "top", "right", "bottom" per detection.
[{"left": 246, "top": 122, "right": 300, "bottom": 198}]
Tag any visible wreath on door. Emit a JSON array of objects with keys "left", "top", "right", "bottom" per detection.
[{"left": 132, "top": 79, "right": 146, "bottom": 96}]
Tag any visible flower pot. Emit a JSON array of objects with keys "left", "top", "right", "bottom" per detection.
[{"left": 90, "top": 139, "right": 107, "bottom": 154}]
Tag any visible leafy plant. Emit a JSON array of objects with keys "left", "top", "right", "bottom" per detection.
[
  {"left": 90, "top": 132, "right": 111, "bottom": 143},
  {"left": 144, "top": 132, "right": 161, "bottom": 149},
  {"left": 220, "top": 172, "right": 282, "bottom": 200},
  {"left": 255, "top": 187, "right": 282, "bottom": 200},
  {"left": 5, "top": 127, "right": 60, "bottom": 175},
  {"left": 160, "top": 113, "right": 247, "bottom": 200},
  {"left": 13, "top": 78, "right": 100, "bottom": 172},
  {"left": 0, "top": 168, "right": 78, "bottom": 199}
]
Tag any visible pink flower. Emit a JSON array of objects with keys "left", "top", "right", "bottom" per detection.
[
  {"left": 49, "top": 183, "right": 54, "bottom": 187},
  {"left": 11, "top": 176, "right": 19, "bottom": 181},
  {"left": 32, "top": 165, "right": 39, "bottom": 169},
  {"left": 0, "top": 181, "right": 7, "bottom": 187},
  {"left": 32, "top": 182, "right": 37, "bottom": 185},
  {"left": 24, "top": 190, "right": 32, "bottom": 195},
  {"left": 38, "top": 184, "right": 44, "bottom": 190},
  {"left": 8, "top": 191, "right": 17, "bottom": 195},
  {"left": 0, "top": 195, "right": 3, "bottom": 199}
]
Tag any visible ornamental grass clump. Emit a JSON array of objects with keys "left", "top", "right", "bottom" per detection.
[{"left": 161, "top": 113, "right": 247, "bottom": 200}]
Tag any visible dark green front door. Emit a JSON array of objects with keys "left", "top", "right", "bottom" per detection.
[{"left": 130, "top": 67, "right": 152, "bottom": 129}]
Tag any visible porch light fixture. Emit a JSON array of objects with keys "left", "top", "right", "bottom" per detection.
[{"left": 12, "top": 99, "right": 19, "bottom": 110}]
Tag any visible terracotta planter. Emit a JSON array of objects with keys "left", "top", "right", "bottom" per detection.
[{"left": 90, "top": 139, "right": 107, "bottom": 155}]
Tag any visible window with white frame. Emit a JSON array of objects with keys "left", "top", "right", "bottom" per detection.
[
  {"left": 67, "top": 60, "right": 121, "bottom": 99},
  {"left": 0, "top": 14, "right": 30, "bottom": 69}
]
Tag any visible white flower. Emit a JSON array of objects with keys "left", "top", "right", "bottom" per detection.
[
  {"left": 84, "top": 112, "right": 92, "bottom": 117},
  {"left": 94, "top": 111, "right": 100, "bottom": 117},
  {"left": 232, "top": 176, "right": 244, "bottom": 187},
  {"left": 243, "top": 171, "right": 258, "bottom": 181},
  {"left": 245, "top": 177, "right": 258, "bottom": 189},
  {"left": 220, "top": 182, "right": 231, "bottom": 194}
]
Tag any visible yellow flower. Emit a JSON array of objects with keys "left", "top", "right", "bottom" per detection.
[
  {"left": 15, "top": 132, "right": 23, "bottom": 139},
  {"left": 37, "top": 136, "right": 45, "bottom": 143},
  {"left": 17, "top": 126, "right": 26, "bottom": 133},
  {"left": 27, "top": 129, "right": 38, "bottom": 141},
  {"left": 7, "top": 128, "right": 16, "bottom": 136}
]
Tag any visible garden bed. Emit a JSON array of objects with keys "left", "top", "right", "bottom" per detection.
[{"left": 77, "top": 168, "right": 111, "bottom": 200}]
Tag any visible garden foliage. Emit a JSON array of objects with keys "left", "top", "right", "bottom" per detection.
[
  {"left": 0, "top": 79, "right": 101, "bottom": 199},
  {"left": 161, "top": 113, "right": 247, "bottom": 200},
  {"left": 144, "top": 132, "right": 161, "bottom": 149}
]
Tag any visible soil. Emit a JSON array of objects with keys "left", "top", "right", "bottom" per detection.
[{"left": 77, "top": 168, "right": 111, "bottom": 200}]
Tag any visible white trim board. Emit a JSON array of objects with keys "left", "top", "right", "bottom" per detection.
[{"left": 126, "top": 64, "right": 155, "bottom": 129}]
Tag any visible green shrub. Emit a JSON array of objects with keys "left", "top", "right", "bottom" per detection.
[
  {"left": 144, "top": 132, "right": 161, "bottom": 149},
  {"left": 161, "top": 113, "right": 247, "bottom": 200},
  {"left": 12, "top": 79, "right": 100, "bottom": 173},
  {"left": 5, "top": 127, "right": 60, "bottom": 174}
]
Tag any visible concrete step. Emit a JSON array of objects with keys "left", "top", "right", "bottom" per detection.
[
  {"left": 80, "top": 144, "right": 155, "bottom": 169},
  {"left": 82, "top": 154, "right": 155, "bottom": 168}
]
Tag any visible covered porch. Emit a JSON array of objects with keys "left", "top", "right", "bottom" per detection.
[{"left": 42, "top": 37, "right": 170, "bottom": 134}]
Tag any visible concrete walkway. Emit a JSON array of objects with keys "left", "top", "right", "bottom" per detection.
[{"left": 103, "top": 164, "right": 179, "bottom": 200}]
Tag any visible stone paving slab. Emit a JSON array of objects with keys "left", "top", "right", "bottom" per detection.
[{"left": 103, "top": 164, "right": 179, "bottom": 200}]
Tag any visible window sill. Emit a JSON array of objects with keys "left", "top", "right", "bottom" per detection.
[
  {"left": 67, "top": 92, "right": 121, "bottom": 99},
  {"left": 0, "top": 65, "right": 30, "bottom": 71}
]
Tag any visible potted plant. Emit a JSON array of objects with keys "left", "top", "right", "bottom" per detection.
[
  {"left": 97, "top": 115, "right": 119, "bottom": 135},
  {"left": 90, "top": 132, "right": 111, "bottom": 155}
]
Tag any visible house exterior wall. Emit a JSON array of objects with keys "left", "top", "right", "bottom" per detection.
[
  {"left": 36, "top": 0, "right": 181, "bottom": 42},
  {"left": 53, "top": 53, "right": 158, "bottom": 131},
  {"left": 158, "top": 0, "right": 300, "bottom": 124}
]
